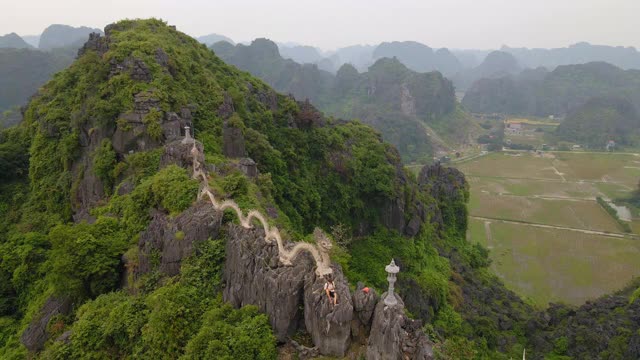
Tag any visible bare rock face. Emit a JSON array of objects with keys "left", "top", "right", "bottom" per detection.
[
  {"left": 77, "top": 32, "right": 109, "bottom": 57},
  {"left": 222, "top": 122, "right": 246, "bottom": 158},
  {"left": 135, "top": 200, "right": 222, "bottom": 278},
  {"left": 233, "top": 157, "right": 258, "bottom": 178},
  {"left": 378, "top": 158, "right": 430, "bottom": 237},
  {"left": 109, "top": 56, "right": 152, "bottom": 82},
  {"left": 160, "top": 140, "right": 204, "bottom": 171},
  {"left": 223, "top": 224, "right": 313, "bottom": 342},
  {"left": 295, "top": 100, "right": 325, "bottom": 128},
  {"left": 352, "top": 282, "right": 379, "bottom": 341},
  {"left": 217, "top": 92, "right": 235, "bottom": 118},
  {"left": 367, "top": 293, "right": 434, "bottom": 360},
  {"left": 303, "top": 265, "right": 353, "bottom": 357},
  {"left": 21, "top": 296, "right": 72, "bottom": 352},
  {"left": 418, "top": 163, "right": 468, "bottom": 202}
]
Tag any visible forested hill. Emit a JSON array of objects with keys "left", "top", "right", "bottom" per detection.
[
  {"left": 0, "top": 18, "right": 491, "bottom": 359},
  {"left": 0, "top": 48, "right": 72, "bottom": 112},
  {"left": 555, "top": 96, "right": 640, "bottom": 148},
  {"left": 0, "top": 19, "right": 639, "bottom": 360},
  {"left": 462, "top": 61, "right": 640, "bottom": 117},
  {"left": 0, "top": 24, "right": 105, "bottom": 113},
  {"left": 213, "top": 39, "right": 477, "bottom": 162}
]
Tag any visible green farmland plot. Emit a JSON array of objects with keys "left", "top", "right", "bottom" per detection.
[
  {"left": 460, "top": 151, "right": 640, "bottom": 307},
  {"left": 469, "top": 219, "right": 640, "bottom": 306}
]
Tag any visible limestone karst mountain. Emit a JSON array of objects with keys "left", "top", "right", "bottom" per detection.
[
  {"left": 501, "top": 42, "right": 640, "bottom": 71},
  {"left": 0, "top": 19, "right": 451, "bottom": 359},
  {"left": 555, "top": 96, "right": 640, "bottom": 148},
  {"left": 373, "top": 41, "right": 463, "bottom": 76},
  {"left": 462, "top": 61, "right": 640, "bottom": 118},
  {"left": 0, "top": 33, "right": 31, "bottom": 49},
  {"left": 0, "top": 48, "right": 71, "bottom": 112},
  {"left": 0, "top": 24, "right": 106, "bottom": 112},
  {"left": 213, "top": 38, "right": 478, "bottom": 162},
  {"left": 38, "top": 24, "right": 102, "bottom": 50},
  {"left": 452, "top": 50, "right": 522, "bottom": 91},
  {"left": 196, "top": 32, "right": 234, "bottom": 46}
]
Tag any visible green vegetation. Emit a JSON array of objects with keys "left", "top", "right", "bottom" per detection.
[
  {"left": 556, "top": 96, "right": 640, "bottom": 149},
  {"left": 0, "top": 19, "right": 459, "bottom": 358},
  {"left": 463, "top": 62, "right": 640, "bottom": 119},
  {"left": 213, "top": 39, "right": 477, "bottom": 163},
  {"left": 459, "top": 151, "right": 640, "bottom": 307},
  {"left": 470, "top": 218, "right": 640, "bottom": 306},
  {"left": 0, "top": 48, "right": 72, "bottom": 112}
]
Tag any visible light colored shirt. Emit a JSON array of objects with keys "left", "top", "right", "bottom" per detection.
[{"left": 324, "top": 282, "right": 335, "bottom": 292}]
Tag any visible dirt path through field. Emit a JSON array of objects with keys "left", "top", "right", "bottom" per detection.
[
  {"left": 484, "top": 221, "right": 493, "bottom": 243},
  {"left": 470, "top": 216, "right": 635, "bottom": 239}
]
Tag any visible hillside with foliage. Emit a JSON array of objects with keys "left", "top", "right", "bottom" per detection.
[
  {"left": 213, "top": 39, "right": 478, "bottom": 162},
  {"left": 0, "top": 48, "right": 72, "bottom": 111},
  {"left": 0, "top": 19, "right": 638, "bottom": 360},
  {"left": 555, "top": 96, "right": 640, "bottom": 148},
  {"left": 463, "top": 62, "right": 640, "bottom": 117}
]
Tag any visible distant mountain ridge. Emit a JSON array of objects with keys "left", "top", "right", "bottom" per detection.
[
  {"left": 196, "top": 33, "right": 234, "bottom": 45},
  {"left": 38, "top": 24, "right": 102, "bottom": 50},
  {"left": 0, "top": 24, "right": 102, "bottom": 113},
  {"left": 462, "top": 61, "right": 640, "bottom": 117},
  {"left": 212, "top": 38, "right": 476, "bottom": 162},
  {"left": 502, "top": 42, "right": 640, "bottom": 71},
  {"left": 0, "top": 33, "right": 31, "bottom": 49},
  {"left": 0, "top": 48, "right": 71, "bottom": 112},
  {"left": 452, "top": 50, "right": 522, "bottom": 90},
  {"left": 21, "top": 35, "right": 40, "bottom": 48},
  {"left": 278, "top": 44, "right": 324, "bottom": 64},
  {"left": 373, "top": 41, "right": 462, "bottom": 76}
]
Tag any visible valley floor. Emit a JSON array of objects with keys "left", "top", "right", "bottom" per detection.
[{"left": 456, "top": 151, "right": 640, "bottom": 306}]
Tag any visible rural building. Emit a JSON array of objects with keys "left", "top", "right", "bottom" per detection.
[
  {"left": 505, "top": 122, "right": 524, "bottom": 135},
  {"left": 606, "top": 140, "right": 616, "bottom": 151}
]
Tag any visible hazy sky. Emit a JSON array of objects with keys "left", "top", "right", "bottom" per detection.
[{"left": 3, "top": 0, "right": 639, "bottom": 50}]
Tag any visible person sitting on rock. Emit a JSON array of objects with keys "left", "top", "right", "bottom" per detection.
[{"left": 324, "top": 275, "right": 338, "bottom": 306}]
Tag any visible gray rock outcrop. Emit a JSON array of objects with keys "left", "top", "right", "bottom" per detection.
[
  {"left": 77, "top": 32, "right": 109, "bottom": 57},
  {"left": 303, "top": 266, "right": 353, "bottom": 357},
  {"left": 161, "top": 139, "right": 204, "bottom": 171},
  {"left": 21, "top": 296, "right": 72, "bottom": 352},
  {"left": 223, "top": 224, "right": 313, "bottom": 342},
  {"left": 352, "top": 282, "right": 379, "bottom": 341},
  {"left": 233, "top": 157, "right": 258, "bottom": 178},
  {"left": 222, "top": 122, "right": 246, "bottom": 158},
  {"left": 134, "top": 200, "right": 222, "bottom": 278},
  {"left": 367, "top": 293, "right": 434, "bottom": 360}
]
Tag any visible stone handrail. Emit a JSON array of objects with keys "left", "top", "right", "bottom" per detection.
[{"left": 186, "top": 132, "right": 333, "bottom": 276}]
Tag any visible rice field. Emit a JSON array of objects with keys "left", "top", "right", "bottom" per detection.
[{"left": 458, "top": 151, "right": 640, "bottom": 306}]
